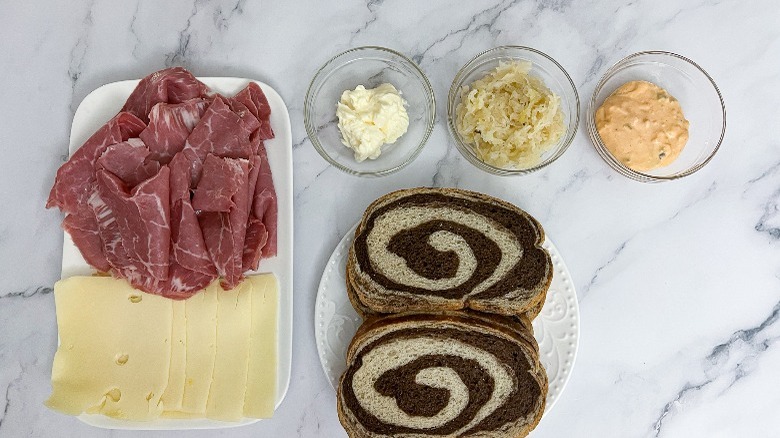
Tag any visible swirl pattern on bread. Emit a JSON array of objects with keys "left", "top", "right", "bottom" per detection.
[
  {"left": 337, "top": 313, "right": 547, "bottom": 437},
  {"left": 348, "top": 188, "right": 552, "bottom": 316}
]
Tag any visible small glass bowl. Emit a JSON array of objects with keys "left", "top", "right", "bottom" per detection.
[
  {"left": 447, "top": 46, "right": 580, "bottom": 176},
  {"left": 587, "top": 51, "right": 726, "bottom": 182},
  {"left": 304, "top": 46, "right": 435, "bottom": 177}
]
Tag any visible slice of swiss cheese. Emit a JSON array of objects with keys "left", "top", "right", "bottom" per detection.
[
  {"left": 205, "top": 281, "right": 253, "bottom": 420},
  {"left": 46, "top": 277, "right": 173, "bottom": 420},
  {"left": 180, "top": 285, "right": 218, "bottom": 414},
  {"left": 160, "top": 299, "right": 186, "bottom": 411},
  {"left": 244, "top": 274, "right": 278, "bottom": 418}
]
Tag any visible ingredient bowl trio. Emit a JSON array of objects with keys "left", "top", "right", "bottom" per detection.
[{"left": 307, "top": 45, "right": 725, "bottom": 180}]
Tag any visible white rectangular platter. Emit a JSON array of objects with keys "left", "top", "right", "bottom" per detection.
[{"left": 60, "top": 77, "right": 293, "bottom": 430}]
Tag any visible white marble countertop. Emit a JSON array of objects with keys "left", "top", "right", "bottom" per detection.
[{"left": 1, "top": 0, "right": 779, "bottom": 436}]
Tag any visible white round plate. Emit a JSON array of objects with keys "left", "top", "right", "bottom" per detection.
[{"left": 315, "top": 223, "right": 580, "bottom": 414}]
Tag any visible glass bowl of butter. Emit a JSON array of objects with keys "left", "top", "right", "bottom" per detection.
[
  {"left": 305, "top": 46, "right": 435, "bottom": 177},
  {"left": 587, "top": 51, "right": 726, "bottom": 182}
]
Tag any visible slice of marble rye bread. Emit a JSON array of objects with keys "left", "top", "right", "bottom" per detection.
[
  {"left": 347, "top": 187, "right": 553, "bottom": 316},
  {"left": 337, "top": 312, "right": 547, "bottom": 438}
]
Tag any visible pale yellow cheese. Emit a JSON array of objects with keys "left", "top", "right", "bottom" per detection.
[
  {"left": 244, "top": 274, "right": 279, "bottom": 418},
  {"left": 205, "top": 281, "right": 252, "bottom": 420},
  {"left": 46, "top": 277, "right": 172, "bottom": 420},
  {"left": 47, "top": 275, "right": 279, "bottom": 422},
  {"left": 180, "top": 285, "right": 218, "bottom": 414},
  {"left": 160, "top": 299, "right": 186, "bottom": 411}
]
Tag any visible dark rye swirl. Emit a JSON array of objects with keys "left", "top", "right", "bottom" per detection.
[
  {"left": 347, "top": 188, "right": 552, "bottom": 316},
  {"left": 337, "top": 312, "right": 547, "bottom": 438}
]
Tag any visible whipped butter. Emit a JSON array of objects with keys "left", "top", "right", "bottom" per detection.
[{"left": 336, "top": 83, "right": 409, "bottom": 162}]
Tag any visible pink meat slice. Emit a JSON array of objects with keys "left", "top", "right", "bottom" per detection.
[
  {"left": 123, "top": 260, "right": 214, "bottom": 299},
  {"left": 234, "top": 82, "right": 274, "bottom": 140},
  {"left": 62, "top": 211, "right": 110, "bottom": 272},
  {"left": 184, "top": 96, "right": 254, "bottom": 162},
  {"left": 199, "top": 212, "right": 234, "bottom": 285},
  {"left": 253, "top": 143, "right": 278, "bottom": 257},
  {"left": 191, "top": 154, "right": 244, "bottom": 212},
  {"left": 168, "top": 151, "right": 191, "bottom": 202},
  {"left": 96, "top": 138, "right": 160, "bottom": 187},
  {"left": 196, "top": 156, "right": 251, "bottom": 290},
  {"left": 139, "top": 99, "right": 209, "bottom": 164},
  {"left": 46, "top": 112, "right": 146, "bottom": 214},
  {"left": 223, "top": 158, "right": 251, "bottom": 289},
  {"left": 121, "top": 67, "right": 210, "bottom": 123},
  {"left": 171, "top": 199, "right": 215, "bottom": 276},
  {"left": 96, "top": 167, "right": 171, "bottom": 281},
  {"left": 242, "top": 155, "right": 266, "bottom": 271},
  {"left": 226, "top": 97, "right": 261, "bottom": 138},
  {"left": 87, "top": 190, "right": 134, "bottom": 271}
]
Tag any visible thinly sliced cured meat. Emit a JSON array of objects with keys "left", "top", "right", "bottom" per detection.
[
  {"left": 123, "top": 261, "right": 214, "bottom": 299},
  {"left": 168, "top": 151, "right": 193, "bottom": 202},
  {"left": 171, "top": 199, "right": 215, "bottom": 276},
  {"left": 234, "top": 82, "right": 274, "bottom": 140},
  {"left": 62, "top": 211, "right": 110, "bottom": 272},
  {"left": 47, "top": 112, "right": 146, "bottom": 214},
  {"left": 199, "top": 212, "right": 233, "bottom": 284},
  {"left": 226, "top": 98, "right": 261, "bottom": 138},
  {"left": 121, "top": 67, "right": 210, "bottom": 123},
  {"left": 96, "top": 138, "right": 160, "bottom": 187},
  {"left": 184, "top": 96, "right": 254, "bottom": 161},
  {"left": 224, "top": 159, "right": 251, "bottom": 289},
  {"left": 242, "top": 217, "right": 268, "bottom": 272},
  {"left": 87, "top": 190, "right": 133, "bottom": 271},
  {"left": 253, "top": 143, "right": 278, "bottom": 257},
  {"left": 96, "top": 168, "right": 171, "bottom": 281},
  {"left": 191, "top": 155, "right": 244, "bottom": 212},
  {"left": 139, "top": 99, "right": 209, "bottom": 164},
  {"left": 48, "top": 68, "right": 280, "bottom": 298},
  {"left": 242, "top": 156, "right": 266, "bottom": 271}
]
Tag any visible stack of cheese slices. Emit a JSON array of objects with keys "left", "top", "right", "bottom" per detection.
[
  {"left": 46, "top": 274, "right": 278, "bottom": 422},
  {"left": 338, "top": 188, "right": 551, "bottom": 438}
]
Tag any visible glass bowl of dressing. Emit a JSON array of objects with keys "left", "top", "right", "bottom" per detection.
[
  {"left": 304, "top": 46, "right": 435, "bottom": 177},
  {"left": 587, "top": 51, "right": 726, "bottom": 182}
]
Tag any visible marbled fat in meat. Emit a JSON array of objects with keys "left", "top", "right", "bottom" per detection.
[
  {"left": 253, "top": 142, "right": 278, "bottom": 257},
  {"left": 46, "top": 112, "right": 146, "bottom": 215},
  {"left": 96, "top": 138, "right": 160, "bottom": 187},
  {"left": 191, "top": 154, "right": 244, "bottom": 212},
  {"left": 96, "top": 167, "right": 171, "bottom": 282},
  {"left": 121, "top": 67, "right": 210, "bottom": 123},
  {"left": 139, "top": 99, "right": 209, "bottom": 164}
]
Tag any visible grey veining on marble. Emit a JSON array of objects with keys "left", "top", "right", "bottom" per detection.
[{"left": 1, "top": 0, "right": 779, "bottom": 436}]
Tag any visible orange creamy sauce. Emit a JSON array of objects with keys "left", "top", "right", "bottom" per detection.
[{"left": 596, "top": 81, "right": 689, "bottom": 171}]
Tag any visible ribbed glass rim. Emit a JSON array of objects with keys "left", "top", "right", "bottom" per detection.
[
  {"left": 587, "top": 50, "right": 727, "bottom": 183},
  {"left": 447, "top": 45, "right": 580, "bottom": 176},
  {"left": 304, "top": 46, "right": 435, "bottom": 177}
]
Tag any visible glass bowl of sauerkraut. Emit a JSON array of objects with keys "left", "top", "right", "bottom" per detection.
[{"left": 448, "top": 46, "right": 579, "bottom": 175}]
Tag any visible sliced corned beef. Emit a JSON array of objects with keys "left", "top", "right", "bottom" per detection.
[
  {"left": 96, "top": 138, "right": 160, "bottom": 187},
  {"left": 253, "top": 143, "right": 278, "bottom": 257},
  {"left": 139, "top": 99, "right": 209, "bottom": 164},
  {"left": 121, "top": 67, "right": 210, "bottom": 123},
  {"left": 96, "top": 167, "right": 171, "bottom": 281},
  {"left": 47, "top": 112, "right": 146, "bottom": 214}
]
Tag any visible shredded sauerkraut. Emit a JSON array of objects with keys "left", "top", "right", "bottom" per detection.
[{"left": 456, "top": 61, "right": 564, "bottom": 168}]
